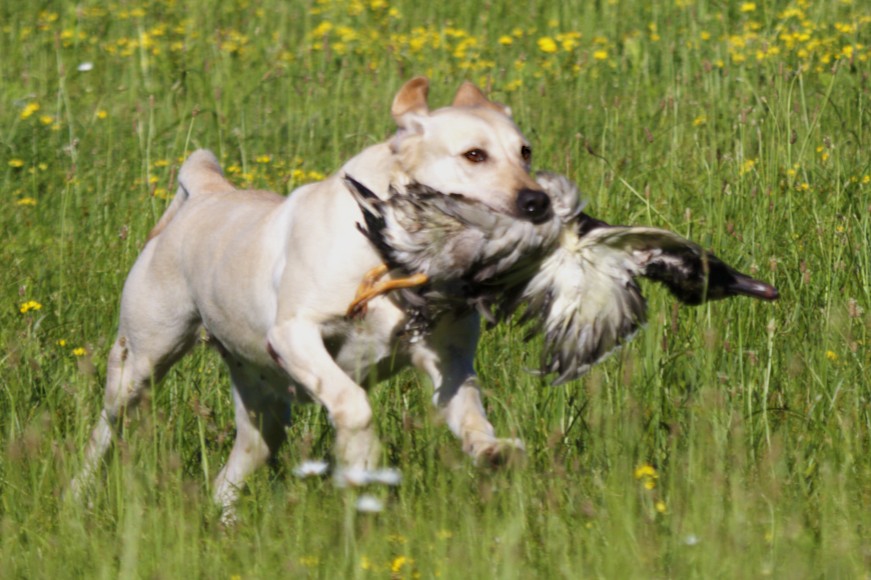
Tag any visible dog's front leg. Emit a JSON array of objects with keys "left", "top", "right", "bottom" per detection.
[
  {"left": 412, "top": 314, "right": 524, "bottom": 466},
  {"left": 266, "top": 318, "right": 380, "bottom": 478}
]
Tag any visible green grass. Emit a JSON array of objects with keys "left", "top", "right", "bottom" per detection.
[{"left": 2, "top": 0, "right": 870, "bottom": 576}]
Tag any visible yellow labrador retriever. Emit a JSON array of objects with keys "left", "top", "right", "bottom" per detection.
[{"left": 71, "top": 77, "right": 552, "bottom": 519}]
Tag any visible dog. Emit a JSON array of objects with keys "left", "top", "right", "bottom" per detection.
[{"left": 71, "top": 77, "right": 552, "bottom": 520}]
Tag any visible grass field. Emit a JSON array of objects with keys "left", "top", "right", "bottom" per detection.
[{"left": 2, "top": 0, "right": 870, "bottom": 576}]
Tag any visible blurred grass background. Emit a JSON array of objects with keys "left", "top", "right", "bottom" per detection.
[{"left": 1, "top": 0, "right": 869, "bottom": 576}]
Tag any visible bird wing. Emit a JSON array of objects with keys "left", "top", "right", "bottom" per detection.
[
  {"left": 521, "top": 222, "right": 777, "bottom": 385},
  {"left": 520, "top": 227, "right": 648, "bottom": 385},
  {"left": 586, "top": 226, "right": 779, "bottom": 304}
]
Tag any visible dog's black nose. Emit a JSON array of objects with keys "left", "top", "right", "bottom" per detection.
[{"left": 516, "top": 188, "right": 552, "bottom": 223}]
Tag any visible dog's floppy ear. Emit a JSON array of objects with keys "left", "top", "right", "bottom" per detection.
[
  {"left": 452, "top": 81, "right": 512, "bottom": 117},
  {"left": 391, "top": 77, "right": 429, "bottom": 153},
  {"left": 392, "top": 76, "right": 430, "bottom": 128}
]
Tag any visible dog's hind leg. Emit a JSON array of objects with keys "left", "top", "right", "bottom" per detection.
[
  {"left": 212, "top": 365, "right": 290, "bottom": 524},
  {"left": 70, "top": 324, "right": 199, "bottom": 502},
  {"left": 70, "top": 248, "right": 200, "bottom": 503}
]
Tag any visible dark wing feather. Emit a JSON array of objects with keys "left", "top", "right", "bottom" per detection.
[
  {"left": 592, "top": 227, "right": 779, "bottom": 305},
  {"left": 343, "top": 175, "right": 406, "bottom": 270}
]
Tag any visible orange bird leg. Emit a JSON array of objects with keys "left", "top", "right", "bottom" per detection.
[{"left": 346, "top": 265, "right": 428, "bottom": 319}]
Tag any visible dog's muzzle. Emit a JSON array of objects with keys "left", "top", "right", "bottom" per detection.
[{"left": 516, "top": 188, "right": 552, "bottom": 223}]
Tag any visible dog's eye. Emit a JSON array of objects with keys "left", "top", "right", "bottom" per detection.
[
  {"left": 521, "top": 146, "right": 532, "bottom": 162},
  {"left": 463, "top": 149, "right": 488, "bottom": 163}
]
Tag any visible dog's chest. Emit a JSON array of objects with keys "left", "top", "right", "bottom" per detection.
[{"left": 323, "top": 302, "right": 411, "bottom": 383}]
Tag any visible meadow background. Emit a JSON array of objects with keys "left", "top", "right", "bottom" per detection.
[{"left": 2, "top": 0, "right": 870, "bottom": 576}]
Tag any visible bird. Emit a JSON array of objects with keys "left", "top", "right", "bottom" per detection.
[
  {"left": 342, "top": 175, "right": 562, "bottom": 328},
  {"left": 343, "top": 172, "right": 778, "bottom": 379}
]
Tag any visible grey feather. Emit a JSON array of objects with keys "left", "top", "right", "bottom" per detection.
[{"left": 343, "top": 175, "right": 562, "bottom": 333}]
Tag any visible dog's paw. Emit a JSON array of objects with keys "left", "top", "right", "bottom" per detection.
[
  {"left": 469, "top": 438, "right": 526, "bottom": 468},
  {"left": 334, "top": 466, "right": 403, "bottom": 488}
]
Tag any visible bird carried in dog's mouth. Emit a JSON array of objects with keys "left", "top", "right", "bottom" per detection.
[
  {"left": 342, "top": 175, "right": 562, "bottom": 324},
  {"left": 344, "top": 172, "right": 778, "bottom": 383}
]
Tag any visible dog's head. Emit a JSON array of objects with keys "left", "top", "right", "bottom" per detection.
[{"left": 389, "top": 77, "right": 552, "bottom": 224}]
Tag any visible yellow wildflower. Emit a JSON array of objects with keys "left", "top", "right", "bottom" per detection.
[
  {"left": 16, "top": 197, "right": 37, "bottom": 206},
  {"left": 825, "top": 350, "right": 838, "bottom": 361},
  {"left": 537, "top": 36, "right": 558, "bottom": 54},
  {"left": 634, "top": 463, "right": 658, "bottom": 489},
  {"left": 740, "top": 2, "right": 756, "bottom": 12},
  {"left": 19, "top": 300, "right": 43, "bottom": 313},
  {"left": 311, "top": 21, "right": 333, "bottom": 38},
  {"left": 498, "top": 35, "right": 513, "bottom": 46},
  {"left": 9, "top": 159, "right": 25, "bottom": 168},
  {"left": 298, "top": 555, "right": 318, "bottom": 568},
  {"left": 593, "top": 49, "right": 608, "bottom": 60},
  {"left": 391, "top": 555, "right": 411, "bottom": 574},
  {"left": 20, "top": 102, "right": 40, "bottom": 120},
  {"left": 72, "top": 347, "right": 87, "bottom": 357},
  {"left": 634, "top": 463, "right": 657, "bottom": 479},
  {"left": 693, "top": 115, "right": 707, "bottom": 126},
  {"left": 57, "top": 339, "right": 67, "bottom": 347},
  {"left": 96, "top": 110, "right": 108, "bottom": 120},
  {"left": 255, "top": 154, "right": 272, "bottom": 164}
]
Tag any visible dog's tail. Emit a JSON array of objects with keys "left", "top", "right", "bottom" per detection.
[{"left": 147, "top": 149, "right": 235, "bottom": 242}]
